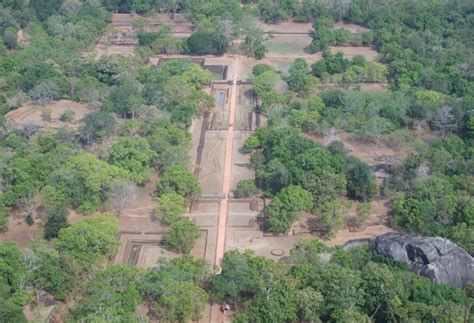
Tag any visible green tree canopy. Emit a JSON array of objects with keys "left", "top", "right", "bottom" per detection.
[
  {"left": 54, "top": 214, "right": 120, "bottom": 263},
  {"left": 186, "top": 31, "right": 228, "bottom": 55},
  {"left": 163, "top": 219, "right": 201, "bottom": 254},
  {"left": 156, "top": 165, "right": 201, "bottom": 201},
  {"left": 155, "top": 192, "right": 187, "bottom": 225},
  {"left": 108, "top": 136, "right": 157, "bottom": 184},
  {"left": 265, "top": 185, "right": 313, "bottom": 233},
  {"left": 43, "top": 208, "right": 68, "bottom": 240},
  {"left": 50, "top": 153, "right": 129, "bottom": 213},
  {"left": 70, "top": 265, "right": 142, "bottom": 321}
]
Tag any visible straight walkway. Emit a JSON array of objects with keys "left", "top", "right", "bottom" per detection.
[{"left": 214, "top": 57, "right": 239, "bottom": 267}]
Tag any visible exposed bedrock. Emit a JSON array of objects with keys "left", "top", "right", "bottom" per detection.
[{"left": 373, "top": 232, "right": 474, "bottom": 288}]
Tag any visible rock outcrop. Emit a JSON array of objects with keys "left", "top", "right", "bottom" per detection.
[{"left": 373, "top": 232, "right": 474, "bottom": 288}]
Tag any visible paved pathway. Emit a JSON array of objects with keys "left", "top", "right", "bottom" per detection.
[{"left": 214, "top": 57, "right": 239, "bottom": 267}]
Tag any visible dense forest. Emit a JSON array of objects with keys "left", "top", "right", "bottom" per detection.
[{"left": 0, "top": 0, "right": 472, "bottom": 322}]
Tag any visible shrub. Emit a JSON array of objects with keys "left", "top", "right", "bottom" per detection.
[
  {"left": 59, "top": 109, "right": 75, "bottom": 122},
  {"left": 234, "top": 180, "right": 257, "bottom": 198},
  {"left": 41, "top": 106, "right": 52, "bottom": 121}
]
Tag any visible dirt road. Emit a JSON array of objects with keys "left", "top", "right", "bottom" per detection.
[{"left": 214, "top": 57, "right": 239, "bottom": 267}]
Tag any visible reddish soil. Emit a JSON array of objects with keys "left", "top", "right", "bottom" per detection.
[
  {"left": 6, "top": 100, "right": 91, "bottom": 129},
  {"left": 16, "top": 29, "right": 30, "bottom": 45},
  {"left": 307, "top": 131, "right": 409, "bottom": 169},
  {"left": 110, "top": 13, "right": 193, "bottom": 34},
  {"left": 215, "top": 57, "right": 239, "bottom": 267},
  {"left": 96, "top": 44, "right": 135, "bottom": 57},
  {"left": 0, "top": 209, "right": 90, "bottom": 247},
  {"left": 325, "top": 224, "right": 395, "bottom": 246},
  {"left": 0, "top": 219, "right": 44, "bottom": 246}
]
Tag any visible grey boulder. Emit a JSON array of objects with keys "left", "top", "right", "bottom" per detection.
[{"left": 373, "top": 232, "right": 474, "bottom": 288}]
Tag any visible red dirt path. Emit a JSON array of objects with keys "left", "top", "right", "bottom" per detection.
[{"left": 214, "top": 57, "right": 239, "bottom": 267}]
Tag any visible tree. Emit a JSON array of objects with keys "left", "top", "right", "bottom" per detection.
[
  {"left": 0, "top": 203, "right": 8, "bottom": 231},
  {"left": 258, "top": 0, "right": 287, "bottom": 24},
  {"left": 252, "top": 70, "right": 279, "bottom": 96},
  {"left": 186, "top": 31, "right": 228, "bottom": 55},
  {"left": 288, "top": 58, "right": 313, "bottom": 95},
  {"left": 312, "top": 51, "right": 351, "bottom": 77},
  {"left": 265, "top": 185, "right": 313, "bottom": 233},
  {"left": 252, "top": 64, "right": 274, "bottom": 77},
  {"left": 240, "top": 23, "right": 270, "bottom": 59},
  {"left": 234, "top": 179, "right": 257, "bottom": 198},
  {"left": 163, "top": 219, "right": 201, "bottom": 254},
  {"left": 80, "top": 111, "right": 116, "bottom": 144},
  {"left": 155, "top": 192, "right": 187, "bottom": 225},
  {"left": 392, "top": 176, "right": 458, "bottom": 235},
  {"left": 302, "top": 172, "right": 346, "bottom": 205},
  {"left": 333, "top": 28, "right": 350, "bottom": 45},
  {"left": 44, "top": 208, "right": 68, "bottom": 240},
  {"left": 3, "top": 27, "right": 18, "bottom": 49},
  {"left": 94, "top": 56, "right": 120, "bottom": 85},
  {"left": 290, "top": 238, "right": 327, "bottom": 266},
  {"left": 156, "top": 165, "right": 201, "bottom": 201},
  {"left": 138, "top": 26, "right": 180, "bottom": 54},
  {"left": 346, "top": 158, "right": 377, "bottom": 201},
  {"left": 29, "top": 80, "right": 60, "bottom": 105},
  {"left": 211, "top": 250, "right": 260, "bottom": 302},
  {"left": 243, "top": 133, "right": 262, "bottom": 153},
  {"left": 246, "top": 282, "right": 298, "bottom": 322},
  {"left": 31, "top": 0, "right": 62, "bottom": 22},
  {"left": 316, "top": 200, "right": 349, "bottom": 238},
  {"left": 310, "top": 28, "right": 334, "bottom": 53},
  {"left": 295, "top": 287, "right": 324, "bottom": 322},
  {"left": 147, "top": 126, "right": 191, "bottom": 170},
  {"left": 50, "top": 153, "right": 129, "bottom": 213},
  {"left": 108, "top": 136, "right": 157, "bottom": 184},
  {"left": 0, "top": 242, "right": 23, "bottom": 300},
  {"left": 107, "top": 78, "right": 143, "bottom": 118},
  {"left": 54, "top": 214, "right": 119, "bottom": 263},
  {"left": 432, "top": 106, "right": 457, "bottom": 135},
  {"left": 155, "top": 280, "right": 208, "bottom": 322},
  {"left": 106, "top": 179, "right": 137, "bottom": 215},
  {"left": 0, "top": 301, "right": 27, "bottom": 323},
  {"left": 70, "top": 265, "right": 142, "bottom": 321},
  {"left": 139, "top": 256, "right": 209, "bottom": 321},
  {"left": 40, "top": 185, "right": 68, "bottom": 212},
  {"left": 25, "top": 245, "right": 74, "bottom": 300}
]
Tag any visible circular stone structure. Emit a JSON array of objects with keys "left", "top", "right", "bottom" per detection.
[{"left": 271, "top": 249, "right": 284, "bottom": 256}]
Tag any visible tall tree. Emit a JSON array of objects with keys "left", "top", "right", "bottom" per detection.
[{"left": 44, "top": 208, "right": 68, "bottom": 240}]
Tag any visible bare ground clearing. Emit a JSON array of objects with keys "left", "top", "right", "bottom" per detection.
[
  {"left": 258, "top": 21, "right": 313, "bottom": 34},
  {"left": 267, "top": 35, "right": 313, "bottom": 56},
  {"left": 306, "top": 130, "right": 411, "bottom": 175},
  {"left": 95, "top": 44, "right": 135, "bottom": 57},
  {"left": 0, "top": 209, "right": 93, "bottom": 246},
  {"left": 6, "top": 100, "right": 91, "bottom": 129},
  {"left": 328, "top": 46, "right": 379, "bottom": 60}
]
